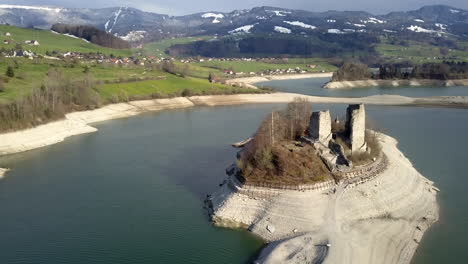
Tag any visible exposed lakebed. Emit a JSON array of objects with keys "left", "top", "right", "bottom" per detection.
[{"left": 0, "top": 78, "right": 467, "bottom": 263}]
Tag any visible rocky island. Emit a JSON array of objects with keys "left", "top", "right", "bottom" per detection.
[{"left": 206, "top": 100, "right": 439, "bottom": 264}]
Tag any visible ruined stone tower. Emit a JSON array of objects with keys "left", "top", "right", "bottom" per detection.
[
  {"left": 309, "top": 110, "right": 331, "bottom": 144},
  {"left": 346, "top": 104, "right": 366, "bottom": 152}
]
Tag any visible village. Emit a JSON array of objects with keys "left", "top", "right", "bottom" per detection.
[{"left": 1, "top": 30, "right": 323, "bottom": 77}]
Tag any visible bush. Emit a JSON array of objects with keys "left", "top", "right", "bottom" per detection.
[
  {"left": 5, "top": 66, "right": 14, "bottom": 78},
  {"left": 181, "top": 88, "right": 192, "bottom": 97}
]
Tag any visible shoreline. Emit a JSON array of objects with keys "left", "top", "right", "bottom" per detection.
[
  {"left": 0, "top": 168, "right": 8, "bottom": 179},
  {"left": 323, "top": 78, "right": 468, "bottom": 89},
  {"left": 226, "top": 72, "right": 333, "bottom": 88},
  {"left": 1, "top": 93, "right": 467, "bottom": 158},
  {"left": 209, "top": 133, "right": 439, "bottom": 264}
]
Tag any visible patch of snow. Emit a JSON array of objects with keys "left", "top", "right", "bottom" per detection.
[
  {"left": 362, "top": 17, "right": 385, "bottom": 24},
  {"left": 0, "top": 4, "right": 62, "bottom": 13},
  {"left": 283, "top": 21, "right": 316, "bottom": 29},
  {"left": 327, "top": 19, "right": 336, "bottom": 23},
  {"left": 120, "top": 30, "right": 147, "bottom": 41},
  {"left": 435, "top": 23, "right": 447, "bottom": 30},
  {"left": 414, "top": 19, "right": 425, "bottom": 23},
  {"left": 256, "top": 16, "right": 267, "bottom": 20},
  {"left": 274, "top": 26, "right": 292, "bottom": 34},
  {"left": 229, "top": 24, "right": 257, "bottom": 34},
  {"left": 268, "top": 10, "right": 292, "bottom": 17},
  {"left": 202, "top": 13, "right": 224, "bottom": 23},
  {"left": 450, "top": 9, "right": 460, "bottom": 13},
  {"left": 328, "top": 29, "right": 344, "bottom": 34},
  {"left": 104, "top": 20, "right": 110, "bottom": 31},
  {"left": 343, "top": 29, "right": 356, "bottom": 32},
  {"left": 52, "top": 31, "right": 90, "bottom": 43},
  {"left": 354, "top": 24, "right": 366, "bottom": 27},
  {"left": 108, "top": 7, "right": 123, "bottom": 33},
  {"left": 383, "top": 29, "right": 396, "bottom": 33},
  {"left": 407, "top": 25, "right": 437, "bottom": 33}
]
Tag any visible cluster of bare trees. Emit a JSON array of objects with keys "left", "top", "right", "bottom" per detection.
[
  {"left": 0, "top": 69, "right": 100, "bottom": 132},
  {"left": 51, "top": 24, "right": 130, "bottom": 49},
  {"left": 237, "top": 98, "right": 319, "bottom": 182},
  {"left": 332, "top": 61, "right": 371, "bottom": 82}
]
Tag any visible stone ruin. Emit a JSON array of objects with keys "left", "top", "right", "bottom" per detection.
[
  {"left": 309, "top": 110, "right": 332, "bottom": 144},
  {"left": 346, "top": 104, "right": 366, "bottom": 153},
  {"left": 307, "top": 104, "right": 367, "bottom": 171}
]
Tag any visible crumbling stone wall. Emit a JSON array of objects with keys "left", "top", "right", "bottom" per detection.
[
  {"left": 309, "top": 110, "right": 331, "bottom": 144},
  {"left": 346, "top": 104, "right": 366, "bottom": 152}
]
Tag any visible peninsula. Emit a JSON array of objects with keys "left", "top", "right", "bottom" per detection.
[
  {"left": 324, "top": 61, "right": 468, "bottom": 89},
  {"left": 206, "top": 100, "right": 439, "bottom": 264}
]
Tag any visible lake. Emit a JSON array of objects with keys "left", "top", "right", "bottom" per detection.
[
  {"left": 0, "top": 78, "right": 467, "bottom": 263},
  {"left": 258, "top": 77, "right": 468, "bottom": 97}
]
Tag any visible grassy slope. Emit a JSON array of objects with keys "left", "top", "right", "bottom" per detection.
[
  {"left": 142, "top": 36, "right": 213, "bottom": 57},
  {"left": 97, "top": 74, "right": 257, "bottom": 100},
  {"left": 376, "top": 40, "right": 468, "bottom": 63},
  {"left": 194, "top": 58, "right": 336, "bottom": 73},
  {"left": 0, "top": 25, "right": 133, "bottom": 57},
  {"left": 0, "top": 58, "right": 258, "bottom": 105}
]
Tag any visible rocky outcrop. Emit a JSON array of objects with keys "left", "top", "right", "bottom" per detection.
[{"left": 209, "top": 134, "right": 439, "bottom": 264}]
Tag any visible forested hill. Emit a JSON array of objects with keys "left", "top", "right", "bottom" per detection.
[{"left": 51, "top": 24, "right": 130, "bottom": 49}]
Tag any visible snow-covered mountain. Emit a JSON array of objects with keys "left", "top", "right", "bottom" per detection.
[{"left": 0, "top": 4, "right": 467, "bottom": 42}]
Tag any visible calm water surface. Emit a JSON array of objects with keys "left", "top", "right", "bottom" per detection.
[
  {"left": 0, "top": 79, "right": 467, "bottom": 263},
  {"left": 258, "top": 77, "right": 468, "bottom": 97}
]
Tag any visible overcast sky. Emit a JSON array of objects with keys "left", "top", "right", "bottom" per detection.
[{"left": 3, "top": 0, "right": 468, "bottom": 15}]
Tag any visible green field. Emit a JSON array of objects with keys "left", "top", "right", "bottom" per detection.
[
  {"left": 142, "top": 36, "right": 214, "bottom": 57},
  {"left": 98, "top": 74, "right": 259, "bottom": 101},
  {"left": 0, "top": 57, "right": 260, "bottom": 105},
  {"left": 0, "top": 25, "right": 133, "bottom": 57},
  {"left": 376, "top": 41, "right": 468, "bottom": 63},
  {"left": 194, "top": 58, "right": 337, "bottom": 74}
]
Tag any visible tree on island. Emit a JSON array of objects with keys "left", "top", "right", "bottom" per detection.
[{"left": 332, "top": 61, "right": 370, "bottom": 81}]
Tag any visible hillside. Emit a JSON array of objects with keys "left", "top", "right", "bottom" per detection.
[{"left": 0, "top": 25, "right": 133, "bottom": 57}]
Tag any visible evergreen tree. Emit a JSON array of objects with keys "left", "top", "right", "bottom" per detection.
[{"left": 6, "top": 66, "right": 14, "bottom": 78}]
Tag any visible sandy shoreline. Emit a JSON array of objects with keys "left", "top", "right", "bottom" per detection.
[
  {"left": 1, "top": 92, "right": 467, "bottom": 158},
  {"left": 324, "top": 78, "right": 468, "bottom": 89},
  {"left": 209, "top": 134, "right": 439, "bottom": 264},
  {"left": 226, "top": 72, "right": 333, "bottom": 88}
]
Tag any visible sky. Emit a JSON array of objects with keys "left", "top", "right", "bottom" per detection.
[{"left": 3, "top": 0, "right": 468, "bottom": 15}]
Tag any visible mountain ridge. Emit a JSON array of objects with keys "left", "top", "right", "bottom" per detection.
[{"left": 0, "top": 4, "right": 467, "bottom": 42}]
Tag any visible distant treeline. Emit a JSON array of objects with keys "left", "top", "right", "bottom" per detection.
[
  {"left": 332, "top": 61, "right": 468, "bottom": 81},
  {"left": 167, "top": 34, "right": 379, "bottom": 57},
  {"left": 51, "top": 24, "right": 130, "bottom": 49}
]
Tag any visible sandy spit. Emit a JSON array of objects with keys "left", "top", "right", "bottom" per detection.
[
  {"left": 1, "top": 93, "right": 467, "bottom": 156},
  {"left": 210, "top": 134, "right": 439, "bottom": 264},
  {"left": 324, "top": 79, "right": 468, "bottom": 89},
  {"left": 226, "top": 73, "right": 333, "bottom": 87}
]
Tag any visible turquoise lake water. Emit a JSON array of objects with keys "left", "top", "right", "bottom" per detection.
[{"left": 0, "top": 78, "right": 467, "bottom": 263}]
